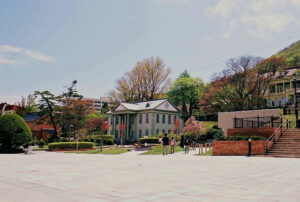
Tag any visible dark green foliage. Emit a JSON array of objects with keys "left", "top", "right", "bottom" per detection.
[
  {"left": 216, "top": 136, "right": 266, "bottom": 141},
  {"left": 80, "top": 135, "right": 114, "bottom": 145},
  {"left": 212, "top": 125, "right": 219, "bottom": 129},
  {"left": 48, "top": 142, "right": 95, "bottom": 150},
  {"left": 38, "top": 140, "right": 46, "bottom": 148},
  {"left": 158, "top": 134, "right": 181, "bottom": 141},
  {"left": 206, "top": 128, "right": 220, "bottom": 139},
  {"left": 0, "top": 114, "right": 32, "bottom": 152},
  {"left": 138, "top": 137, "right": 160, "bottom": 144}
]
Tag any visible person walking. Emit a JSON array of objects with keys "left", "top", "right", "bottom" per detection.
[
  {"left": 170, "top": 137, "right": 176, "bottom": 154},
  {"left": 162, "top": 133, "right": 169, "bottom": 155},
  {"left": 184, "top": 136, "right": 190, "bottom": 154}
]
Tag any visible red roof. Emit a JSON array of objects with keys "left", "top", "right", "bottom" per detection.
[{"left": 0, "top": 103, "right": 19, "bottom": 111}]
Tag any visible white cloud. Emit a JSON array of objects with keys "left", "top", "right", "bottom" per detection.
[
  {"left": 205, "top": 0, "right": 238, "bottom": 17},
  {"left": 242, "top": 14, "right": 294, "bottom": 38},
  {"left": 24, "top": 49, "right": 54, "bottom": 62},
  {"left": 0, "top": 45, "right": 54, "bottom": 66},
  {"left": 204, "top": 0, "right": 299, "bottom": 38},
  {"left": 0, "top": 55, "right": 23, "bottom": 65}
]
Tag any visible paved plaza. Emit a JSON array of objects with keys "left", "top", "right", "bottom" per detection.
[{"left": 0, "top": 151, "right": 299, "bottom": 202}]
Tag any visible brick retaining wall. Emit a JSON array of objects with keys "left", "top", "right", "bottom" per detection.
[
  {"left": 227, "top": 128, "right": 275, "bottom": 138},
  {"left": 212, "top": 140, "right": 265, "bottom": 156}
]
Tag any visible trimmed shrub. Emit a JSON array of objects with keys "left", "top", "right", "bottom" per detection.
[
  {"left": 0, "top": 113, "right": 32, "bottom": 152},
  {"left": 206, "top": 128, "right": 220, "bottom": 139},
  {"left": 158, "top": 134, "right": 181, "bottom": 142},
  {"left": 216, "top": 136, "right": 267, "bottom": 141},
  {"left": 80, "top": 135, "right": 114, "bottom": 145},
  {"left": 138, "top": 137, "right": 159, "bottom": 144},
  {"left": 38, "top": 140, "right": 46, "bottom": 148},
  {"left": 48, "top": 142, "right": 95, "bottom": 150}
]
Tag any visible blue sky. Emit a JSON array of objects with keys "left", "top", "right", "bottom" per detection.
[{"left": 1, "top": 0, "right": 300, "bottom": 103}]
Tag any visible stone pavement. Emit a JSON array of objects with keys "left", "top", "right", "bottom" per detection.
[{"left": 0, "top": 151, "right": 299, "bottom": 202}]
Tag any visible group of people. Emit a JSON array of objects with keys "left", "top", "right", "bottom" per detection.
[{"left": 161, "top": 133, "right": 196, "bottom": 155}]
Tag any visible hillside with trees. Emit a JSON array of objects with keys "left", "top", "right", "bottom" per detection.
[{"left": 272, "top": 40, "right": 300, "bottom": 67}]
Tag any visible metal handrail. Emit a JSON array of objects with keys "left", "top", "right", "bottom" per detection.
[{"left": 265, "top": 120, "right": 288, "bottom": 153}]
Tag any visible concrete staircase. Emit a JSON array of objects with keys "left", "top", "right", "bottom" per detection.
[{"left": 265, "top": 129, "right": 300, "bottom": 158}]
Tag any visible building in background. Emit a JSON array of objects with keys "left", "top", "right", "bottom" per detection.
[
  {"left": 107, "top": 99, "right": 183, "bottom": 143},
  {"left": 23, "top": 113, "right": 59, "bottom": 140},
  {"left": 264, "top": 66, "right": 300, "bottom": 108},
  {"left": 0, "top": 103, "right": 20, "bottom": 115},
  {"left": 82, "top": 97, "right": 110, "bottom": 113}
]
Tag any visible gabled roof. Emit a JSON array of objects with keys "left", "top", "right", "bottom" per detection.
[
  {"left": 22, "top": 113, "right": 41, "bottom": 122},
  {"left": 0, "top": 103, "right": 19, "bottom": 111},
  {"left": 121, "top": 99, "right": 166, "bottom": 111},
  {"left": 113, "top": 99, "right": 178, "bottom": 112}
]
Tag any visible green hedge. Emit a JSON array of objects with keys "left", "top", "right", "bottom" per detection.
[
  {"left": 216, "top": 136, "right": 267, "bottom": 141},
  {"left": 48, "top": 142, "right": 95, "bottom": 150},
  {"left": 158, "top": 134, "right": 181, "bottom": 141},
  {"left": 138, "top": 137, "right": 159, "bottom": 144},
  {"left": 80, "top": 135, "right": 114, "bottom": 145}
]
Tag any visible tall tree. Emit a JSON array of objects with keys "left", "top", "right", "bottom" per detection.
[
  {"left": 109, "top": 57, "right": 171, "bottom": 102},
  {"left": 201, "top": 56, "right": 276, "bottom": 114},
  {"left": 167, "top": 72, "right": 205, "bottom": 121},
  {"left": 34, "top": 91, "right": 60, "bottom": 140},
  {"left": 60, "top": 80, "right": 84, "bottom": 139}
]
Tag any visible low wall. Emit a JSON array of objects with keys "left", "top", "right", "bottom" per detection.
[
  {"left": 227, "top": 128, "right": 275, "bottom": 138},
  {"left": 218, "top": 109, "right": 280, "bottom": 136},
  {"left": 212, "top": 140, "right": 265, "bottom": 156}
]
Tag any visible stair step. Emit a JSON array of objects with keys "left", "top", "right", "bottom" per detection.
[
  {"left": 269, "top": 151, "right": 300, "bottom": 154},
  {"left": 265, "top": 155, "right": 300, "bottom": 158}
]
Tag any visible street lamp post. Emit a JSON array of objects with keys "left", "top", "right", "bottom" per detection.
[{"left": 294, "top": 74, "right": 299, "bottom": 128}]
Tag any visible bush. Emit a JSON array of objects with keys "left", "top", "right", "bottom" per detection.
[
  {"left": 158, "top": 134, "right": 181, "bottom": 141},
  {"left": 138, "top": 137, "right": 159, "bottom": 144},
  {"left": 216, "top": 136, "right": 267, "bottom": 141},
  {"left": 206, "top": 128, "right": 220, "bottom": 139},
  {"left": 80, "top": 135, "right": 114, "bottom": 145},
  {"left": 48, "top": 142, "right": 95, "bottom": 150},
  {"left": 38, "top": 140, "right": 46, "bottom": 148},
  {"left": 212, "top": 125, "right": 219, "bottom": 129},
  {"left": 61, "top": 138, "right": 69, "bottom": 142},
  {"left": 0, "top": 114, "right": 32, "bottom": 152}
]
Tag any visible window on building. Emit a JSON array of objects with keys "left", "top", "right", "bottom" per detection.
[
  {"left": 116, "top": 116, "right": 119, "bottom": 125},
  {"left": 168, "top": 130, "right": 171, "bottom": 134},
  {"left": 145, "top": 129, "right": 149, "bottom": 136},
  {"left": 115, "top": 130, "right": 119, "bottom": 139},
  {"left": 162, "top": 114, "right": 165, "bottom": 124},
  {"left": 146, "top": 114, "right": 149, "bottom": 123},
  {"left": 173, "top": 115, "right": 177, "bottom": 123},
  {"left": 277, "top": 83, "right": 283, "bottom": 93},
  {"left": 139, "top": 129, "right": 142, "bottom": 138},
  {"left": 110, "top": 117, "right": 113, "bottom": 124},
  {"left": 168, "top": 115, "right": 171, "bottom": 124},
  {"left": 162, "top": 129, "right": 165, "bottom": 134},
  {"left": 139, "top": 114, "right": 143, "bottom": 124},
  {"left": 285, "top": 82, "right": 290, "bottom": 91},
  {"left": 156, "top": 129, "right": 159, "bottom": 135},
  {"left": 270, "top": 85, "right": 275, "bottom": 93},
  {"left": 156, "top": 114, "right": 160, "bottom": 123}
]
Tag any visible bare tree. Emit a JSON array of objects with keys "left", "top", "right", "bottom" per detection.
[{"left": 109, "top": 57, "right": 171, "bottom": 102}]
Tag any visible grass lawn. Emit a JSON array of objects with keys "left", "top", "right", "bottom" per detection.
[
  {"left": 200, "top": 121, "right": 218, "bottom": 131},
  {"left": 65, "top": 148, "right": 128, "bottom": 155},
  {"left": 140, "top": 145, "right": 182, "bottom": 155}
]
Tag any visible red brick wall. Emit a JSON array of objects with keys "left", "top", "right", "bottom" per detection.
[
  {"left": 227, "top": 128, "right": 275, "bottom": 138},
  {"left": 212, "top": 140, "right": 265, "bottom": 156}
]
